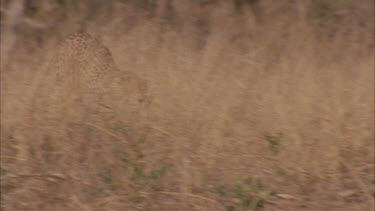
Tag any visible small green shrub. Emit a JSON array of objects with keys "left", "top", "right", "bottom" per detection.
[{"left": 264, "top": 132, "right": 282, "bottom": 155}]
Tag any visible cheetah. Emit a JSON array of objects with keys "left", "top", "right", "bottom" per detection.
[
  {"left": 31, "top": 32, "right": 149, "bottom": 124},
  {"left": 54, "top": 32, "right": 118, "bottom": 94}
]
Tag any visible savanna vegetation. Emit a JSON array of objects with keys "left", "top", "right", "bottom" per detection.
[{"left": 1, "top": 0, "right": 374, "bottom": 210}]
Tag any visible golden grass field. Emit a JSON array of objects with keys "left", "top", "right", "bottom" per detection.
[{"left": 1, "top": 1, "right": 374, "bottom": 210}]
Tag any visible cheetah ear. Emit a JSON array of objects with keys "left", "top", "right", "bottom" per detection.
[
  {"left": 76, "top": 27, "right": 103, "bottom": 43},
  {"left": 84, "top": 25, "right": 104, "bottom": 42},
  {"left": 94, "top": 33, "right": 104, "bottom": 44},
  {"left": 76, "top": 27, "right": 88, "bottom": 36}
]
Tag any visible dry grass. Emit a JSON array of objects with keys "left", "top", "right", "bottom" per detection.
[{"left": 1, "top": 1, "right": 374, "bottom": 210}]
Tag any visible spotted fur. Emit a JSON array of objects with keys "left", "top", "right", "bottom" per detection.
[
  {"left": 32, "top": 32, "right": 149, "bottom": 123},
  {"left": 54, "top": 33, "right": 118, "bottom": 96}
]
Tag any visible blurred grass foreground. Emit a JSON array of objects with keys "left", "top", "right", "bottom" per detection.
[{"left": 1, "top": 0, "right": 374, "bottom": 210}]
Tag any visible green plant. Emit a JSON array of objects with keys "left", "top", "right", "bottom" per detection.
[
  {"left": 133, "top": 163, "right": 145, "bottom": 180},
  {"left": 129, "top": 192, "right": 145, "bottom": 203},
  {"left": 0, "top": 166, "right": 8, "bottom": 175},
  {"left": 310, "top": 0, "right": 333, "bottom": 20},
  {"left": 132, "top": 163, "right": 168, "bottom": 185},
  {"left": 212, "top": 176, "right": 270, "bottom": 210},
  {"left": 83, "top": 186, "right": 105, "bottom": 196},
  {"left": 120, "top": 151, "right": 130, "bottom": 168},
  {"left": 234, "top": 177, "right": 268, "bottom": 210},
  {"left": 226, "top": 206, "right": 235, "bottom": 211},
  {"left": 41, "top": 135, "right": 56, "bottom": 162},
  {"left": 102, "top": 167, "right": 113, "bottom": 185},
  {"left": 112, "top": 121, "right": 130, "bottom": 134},
  {"left": 149, "top": 168, "right": 165, "bottom": 180},
  {"left": 214, "top": 184, "right": 228, "bottom": 197},
  {"left": 264, "top": 132, "right": 282, "bottom": 155}
]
